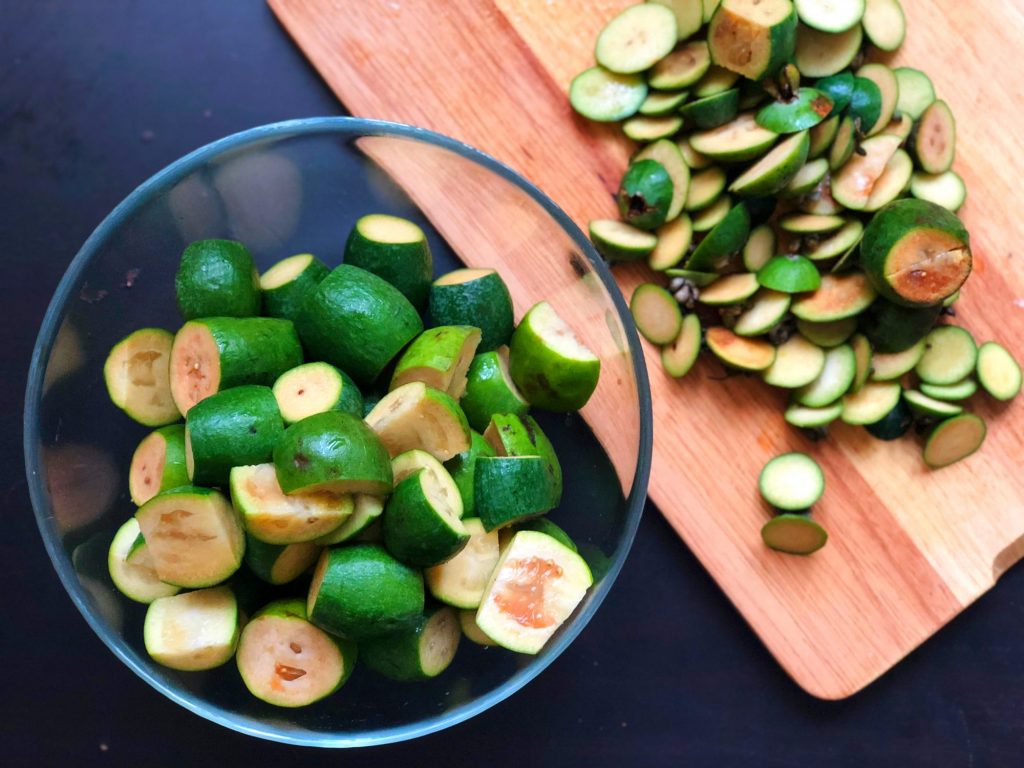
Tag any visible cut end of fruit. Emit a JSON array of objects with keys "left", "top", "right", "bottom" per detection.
[
  {"left": 924, "top": 414, "right": 986, "bottom": 469},
  {"left": 884, "top": 229, "right": 971, "bottom": 306},
  {"left": 434, "top": 268, "right": 496, "bottom": 287},
  {"left": 170, "top": 322, "right": 222, "bottom": 415},
  {"left": 524, "top": 302, "right": 598, "bottom": 363},
  {"left": 356, "top": 213, "right": 425, "bottom": 245},
  {"left": 261, "top": 253, "right": 314, "bottom": 290},
  {"left": 706, "top": 327, "right": 777, "bottom": 371},
  {"left": 130, "top": 431, "right": 169, "bottom": 505}
]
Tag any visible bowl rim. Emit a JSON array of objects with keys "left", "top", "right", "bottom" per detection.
[{"left": 23, "top": 116, "right": 653, "bottom": 748}]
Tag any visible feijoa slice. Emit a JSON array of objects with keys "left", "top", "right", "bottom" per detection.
[
  {"left": 757, "top": 254, "right": 821, "bottom": 293},
  {"left": 756, "top": 88, "right": 833, "bottom": 134}
]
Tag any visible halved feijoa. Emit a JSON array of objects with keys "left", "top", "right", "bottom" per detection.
[
  {"left": 129, "top": 425, "right": 189, "bottom": 506},
  {"left": 260, "top": 252, "right": 330, "bottom": 323},
  {"left": 831, "top": 134, "right": 902, "bottom": 211},
  {"left": 244, "top": 537, "right": 322, "bottom": 586},
  {"left": 708, "top": 0, "right": 798, "bottom": 81},
  {"left": 430, "top": 268, "right": 514, "bottom": 352},
  {"left": 108, "top": 518, "right": 181, "bottom": 604},
  {"left": 144, "top": 586, "right": 239, "bottom": 671},
  {"left": 175, "top": 239, "right": 260, "bottom": 320},
  {"left": 460, "top": 346, "right": 529, "bottom": 433},
  {"left": 364, "top": 382, "right": 471, "bottom": 461},
  {"left": 756, "top": 88, "right": 833, "bottom": 133},
  {"left": 362, "top": 606, "right": 461, "bottom": 682},
  {"left": 426, "top": 517, "right": 501, "bottom": 609},
  {"left": 344, "top": 213, "right": 433, "bottom": 309},
  {"left": 757, "top": 254, "right": 821, "bottom": 293},
  {"left": 391, "top": 325, "right": 482, "bottom": 399},
  {"left": 474, "top": 456, "right": 558, "bottom": 532},
  {"left": 273, "top": 362, "right": 363, "bottom": 424},
  {"left": 104, "top": 328, "right": 180, "bottom": 427},
  {"left": 383, "top": 468, "right": 469, "bottom": 568}
]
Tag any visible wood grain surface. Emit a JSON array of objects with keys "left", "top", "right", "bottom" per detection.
[{"left": 268, "top": 0, "right": 1024, "bottom": 698}]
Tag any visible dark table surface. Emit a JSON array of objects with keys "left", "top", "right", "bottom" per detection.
[{"left": 3, "top": 2, "right": 1023, "bottom": 766}]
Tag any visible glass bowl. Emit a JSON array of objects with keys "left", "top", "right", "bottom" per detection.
[{"left": 24, "top": 118, "right": 652, "bottom": 747}]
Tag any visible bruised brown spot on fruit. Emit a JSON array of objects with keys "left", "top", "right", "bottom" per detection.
[
  {"left": 812, "top": 95, "right": 832, "bottom": 117},
  {"left": 885, "top": 229, "right": 971, "bottom": 304},
  {"left": 128, "top": 351, "right": 161, "bottom": 386},
  {"left": 292, "top": 452, "right": 310, "bottom": 470},
  {"left": 289, "top": 642, "right": 302, "bottom": 654},
  {"left": 493, "top": 557, "right": 564, "bottom": 629},
  {"left": 274, "top": 663, "right": 307, "bottom": 681}
]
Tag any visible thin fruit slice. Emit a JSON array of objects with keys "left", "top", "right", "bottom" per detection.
[
  {"left": 426, "top": 518, "right": 501, "bottom": 609},
  {"left": 108, "top": 518, "right": 181, "bottom": 604},
  {"left": 860, "top": 199, "right": 971, "bottom": 307},
  {"left": 814, "top": 73, "right": 855, "bottom": 114},
  {"left": 794, "top": 343, "right": 856, "bottom": 406},
  {"left": 779, "top": 213, "right": 844, "bottom": 234},
  {"left": 691, "top": 194, "right": 733, "bottom": 232},
  {"left": 430, "top": 268, "right": 514, "bottom": 352},
  {"left": 666, "top": 268, "right": 720, "bottom": 286},
  {"left": 757, "top": 254, "right": 821, "bottom": 293},
  {"left": 296, "top": 264, "right": 423, "bottom": 385},
  {"left": 920, "top": 379, "right": 979, "bottom": 402},
  {"left": 924, "top": 414, "right": 986, "bottom": 469},
  {"left": 734, "top": 289, "right": 792, "bottom": 337},
  {"left": 693, "top": 65, "right": 741, "bottom": 98},
  {"left": 689, "top": 113, "right": 779, "bottom": 162},
  {"left": 237, "top": 599, "right": 355, "bottom": 707},
  {"left": 679, "top": 89, "right": 741, "bottom": 130},
  {"left": 855, "top": 63, "right": 899, "bottom": 136},
  {"left": 344, "top": 213, "right": 433, "bottom": 309},
  {"left": 639, "top": 90, "right": 689, "bottom": 116},
  {"left": 759, "top": 452, "right": 825, "bottom": 510},
  {"left": 230, "top": 463, "right": 354, "bottom": 545},
  {"left": 880, "top": 113, "right": 914, "bottom": 143},
  {"left": 808, "top": 115, "right": 841, "bottom": 160},
  {"left": 104, "top": 328, "right": 180, "bottom": 426},
  {"left": 662, "top": 314, "right": 703, "bottom": 378},
  {"left": 129, "top": 425, "right": 189, "bottom": 506},
  {"left": 444, "top": 431, "right": 496, "bottom": 519},
  {"left": 894, "top": 67, "right": 936, "bottom": 121},
  {"left": 707, "top": 0, "right": 798, "bottom": 81},
  {"left": 764, "top": 335, "right": 826, "bottom": 388},
  {"left": 756, "top": 89, "right": 833, "bottom": 133},
  {"left": 175, "top": 239, "right": 260, "bottom": 320},
  {"left": 784, "top": 401, "right": 843, "bottom": 428},
  {"left": 862, "top": 0, "right": 906, "bottom": 52},
  {"left": 483, "top": 412, "right": 563, "bottom": 509},
  {"left": 391, "top": 325, "right": 482, "bottom": 399},
  {"left": 474, "top": 456, "right": 558, "bottom": 532},
  {"left": 841, "top": 381, "right": 901, "bottom": 425},
  {"left": 144, "top": 587, "right": 239, "bottom": 671},
  {"left": 914, "top": 101, "right": 957, "bottom": 175},
  {"left": 742, "top": 224, "right": 776, "bottom": 272},
  {"left": 762, "top": 514, "right": 828, "bottom": 555},
  {"left": 794, "top": 0, "right": 864, "bottom": 33},
  {"left": 865, "top": 399, "right": 913, "bottom": 441},
  {"left": 863, "top": 150, "right": 913, "bottom": 213},
  {"left": 636, "top": 139, "right": 692, "bottom": 221},
  {"left": 828, "top": 115, "right": 857, "bottom": 171},
  {"left": 244, "top": 537, "right": 322, "bottom": 586},
  {"left": 706, "top": 327, "right": 776, "bottom": 371},
  {"left": 850, "top": 333, "right": 873, "bottom": 392},
  {"left": 314, "top": 494, "right": 385, "bottom": 546},
  {"left": 509, "top": 301, "right": 601, "bottom": 412},
  {"left": 730, "top": 131, "right": 810, "bottom": 196},
  {"left": 649, "top": 215, "right": 694, "bottom": 271},
  {"left": 831, "top": 134, "right": 902, "bottom": 211},
  {"left": 796, "top": 317, "right": 857, "bottom": 347},
  {"left": 135, "top": 487, "right": 245, "bottom": 588},
  {"left": 632, "top": 284, "right": 684, "bottom": 344},
  {"left": 698, "top": 273, "right": 760, "bottom": 305},
  {"left": 460, "top": 346, "right": 529, "bottom": 433},
  {"left": 784, "top": 157, "right": 829, "bottom": 196},
  {"left": 649, "top": 40, "right": 712, "bottom": 90},
  {"left": 651, "top": 0, "right": 705, "bottom": 40},
  {"left": 679, "top": 136, "right": 713, "bottom": 169},
  {"left": 274, "top": 411, "right": 393, "bottom": 495},
  {"left": 791, "top": 273, "right": 876, "bottom": 322},
  {"left": 910, "top": 171, "right": 967, "bottom": 213},
  {"left": 871, "top": 340, "right": 927, "bottom": 381},
  {"left": 362, "top": 606, "right": 461, "bottom": 682},
  {"left": 977, "top": 342, "right": 1022, "bottom": 402},
  {"left": 274, "top": 362, "right": 363, "bottom": 423},
  {"left": 595, "top": 3, "right": 678, "bottom": 74},
  {"left": 795, "top": 24, "right": 862, "bottom": 78},
  {"left": 590, "top": 219, "right": 658, "bottom": 264},
  {"left": 688, "top": 202, "right": 751, "bottom": 270},
  {"left": 569, "top": 67, "right": 648, "bottom": 122},
  {"left": 476, "top": 530, "right": 593, "bottom": 654},
  {"left": 307, "top": 544, "right": 424, "bottom": 641},
  {"left": 364, "top": 382, "right": 471, "bottom": 462},
  {"left": 383, "top": 468, "right": 469, "bottom": 568},
  {"left": 260, "top": 253, "right": 330, "bottom": 323},
  {"left": 904, "top": 390, "right": 964, "bottom": 418},
  {"left": 623, "top": 115, "right": 684, "bottom": 142},
  {"left": 915, "top": 326, "right": 978, "bottom": 386},
  {"left": 806, "top": 220, "right": 863, "bottom": 262}
]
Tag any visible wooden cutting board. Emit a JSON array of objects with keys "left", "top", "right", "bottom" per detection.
[{"left": 269, "top": 0, "right": 1024, "bottom": 699}]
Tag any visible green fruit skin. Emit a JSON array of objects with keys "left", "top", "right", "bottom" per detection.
[
  {"left": 274, "top": 411, "right": 393, "bottom": 495},
  {"left": 190, "top": 317, "right": 305, "bottom": 393},
  {"left": 814, "top": 73, "right": 854, "bottom": 114},
  {"left": 429, "top": 271, "right": 514, "bottom": 352},
  {"left": 485, "top": 414, "right": 563, "bottom": 507},
  {"left": 686, "top": 203, "right": 751, "bottom": 271},
  {"left": 508, "top": 322, "right": 601, "bottom": 413},
  {"left": 187, "top": 385, "right": 284, "bottom": 488},
  {"left": 249, "top": 598, "right": 357, "bottom": 690},
  {"left": 756, "top": 88, "right": 833, "bottom": 133},
  {"left": 474, "top": 457, "right": 557, "bottom": 532},
  {"left": 460, "top": 351, "right": 529, "bottom": 432},
  {"left": 175, "top": 239, "right": 261, "bottom": 320},
  {"left": 382, "top": 471, "right": 470, "bottom": 568},
  {"left": 733, "top": 131, "right": 810, "bottom": 197},
  {"left": 344, "top": 221, "right": 433, "bottom": 310},
  {"left": 134, "top": 425, "right": 190, "bottom": 502},
  {"left": 361, "top": 607, "right": 455, "bottom": 681},
  {"left": 243, "top": 536, "right": 319, "bottom": 585},
  {"left": 262, "top": 255, "right": 330, "bottom": 322},
  {"left": 295, "top": 264, "right": 424, "bottom": 385},
  {"left": 865, "top": 399, "right": 914, "bottom": 441},
  {"left": 858, "top": 299, "right": 942, "bottom": 353},
  {"left": 444, "top": 431, "right": 496, "bottom": 517},
  {"left": 679, "top": 90, "right": 740, "bottom": 130},
  {"left": 859, "top": 199, "right": 972, "bottom": 307},
  {"left": 391, "top": 326, "right": 482, "bottom": 392},
  {"left": 848, "top": 78, "right": 882, "bottom": 133},
  {"left": 513, "top": 517, "right": 578, "bottom": 552},
  {"left": 309, "top": 544, "right": 424, "bottom": 641},
  {"left": 617, "top": 159, "right": 674, "bottom": 231},
  {"left": 709, "top": 0, "right": 797, "bottom": 80}
]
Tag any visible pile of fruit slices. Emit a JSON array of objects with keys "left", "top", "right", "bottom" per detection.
[
  {"left": 103, "top": 214, "right": 603, "bottom": 706},
  {"left": 570, "top": 0, "right": 1021, "bottom": 554}
]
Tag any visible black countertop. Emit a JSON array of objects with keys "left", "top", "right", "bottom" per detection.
[{"left": 3, "top": 2, "right": 1022, "bottom": 766}]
